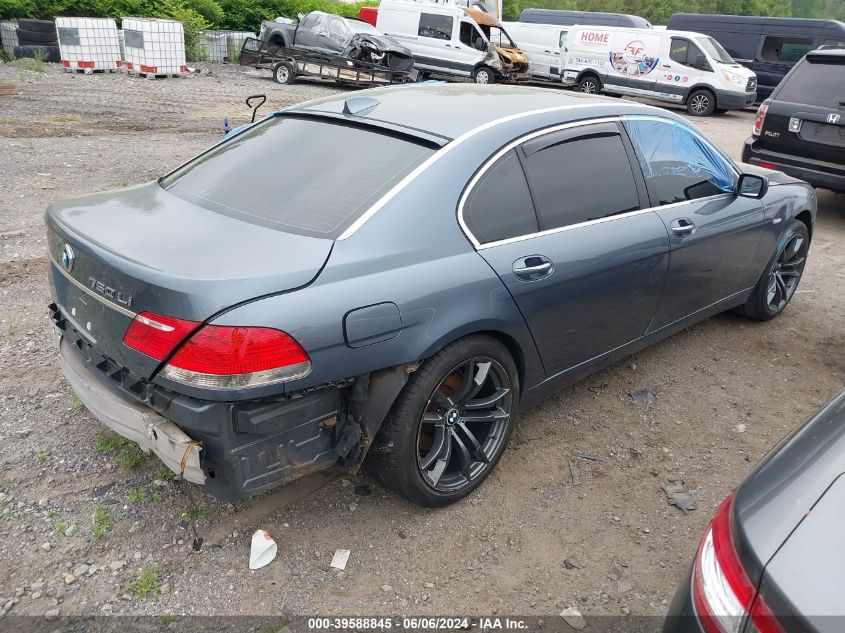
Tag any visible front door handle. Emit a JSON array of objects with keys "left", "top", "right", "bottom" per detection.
[
  {"left": 670, "top": 218, "right": 696, "bottom": 237},
  {"left": 661, "top": 64, "right": 672, "bottom": 68},
  {"left": 513, "top": 255, "right": 553, "bottom": 281}
]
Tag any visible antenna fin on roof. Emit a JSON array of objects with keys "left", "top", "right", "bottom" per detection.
[{"left": 342, "top": 96, "right": 380, "bottom": 115}]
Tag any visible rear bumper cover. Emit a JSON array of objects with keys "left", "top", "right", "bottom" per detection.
[
  {"left": 662, "top": 563, "right": 706, "bottom": 633},
  {"left": 59, "top": 335, "right": 206, "bottom": 484},
  {"left": 51, "top": 303, "right": 343, "bottom": 500},
  {"left": 742, "top": 138, "right": 845, "bottom": 192}
]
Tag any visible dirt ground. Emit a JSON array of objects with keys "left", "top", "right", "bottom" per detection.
[{"left": 0, "top": 61, "right": 843, "bottom": 621}]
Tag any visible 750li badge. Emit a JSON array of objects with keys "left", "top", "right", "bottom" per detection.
[{"left": 87, "top": 277, "right": 133, "bottom": 308}]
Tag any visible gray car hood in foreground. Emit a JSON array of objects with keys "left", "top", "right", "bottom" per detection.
[{"left": 733, "top": 390, "right": 845, "bottom": 584}]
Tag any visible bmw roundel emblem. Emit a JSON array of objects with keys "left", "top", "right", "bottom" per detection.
[{"left": 61, "top": 243, "right": 75, "bottom": 272}]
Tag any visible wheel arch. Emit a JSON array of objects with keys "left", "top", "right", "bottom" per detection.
[
  {"left": 267, "top": 31, "right": 288, "bottom": 47},
  {"left": 576, "top": 69, "right": 602, "bottom": 85},
  {"left": 684, "top": 84, "right": 716, "bottom": 105},
  {"left": 795, "top": 209, "right": 813, "bottom": 242}
]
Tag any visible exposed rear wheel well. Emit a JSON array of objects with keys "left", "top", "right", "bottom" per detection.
[
  {"left": 796, "top": 210, "right": 813, "bottom": 241},
  {"left": 268, "top": 34, "right": 287, "bottom": 47},
  {"left": 474, "top": 330, "right": 525, "bottom": 390}
]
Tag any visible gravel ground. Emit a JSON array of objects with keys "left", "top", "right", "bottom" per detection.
[{"left": 0, "top": 61, "right": 843, "bottom": 621}]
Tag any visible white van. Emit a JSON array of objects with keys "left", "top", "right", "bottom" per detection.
[
  {"left": 562, "top": 26, "right": 757, "bottom": 115},
  {"left": 376, "top": 0, "right": 529, "bottom": 83},
  {"left": 502, "top": 21, "right": 568, "bottom": 81}
]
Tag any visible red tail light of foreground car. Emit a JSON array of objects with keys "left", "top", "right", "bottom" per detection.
[
  {"left": 123, "top": 311, "right": 311, "bottom": 389},
  {"left": 692, "top": 494, "right": 785, "bottom": 633}
]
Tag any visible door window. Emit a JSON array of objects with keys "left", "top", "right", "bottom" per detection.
[
  {"left": 623, "top": 118, "right": 735, "bottom": 206},
  {"left": 520, "top": 128, "right": 641, "bottom": 230},
  {"left": 459, "top": 22, "right": 483, "bottom": 49},
  {"left": 559, "top": 30, "right": 567, "bottom": 49},
  {"left": 761, "top": 36, "right": 814, "bottom": 62},
  {"left": 463, "top": 150, "right": 539, "bottom": 244},
  {"left": 670, "top": 37, "right": 710, "bottom": 71},
  {"left": 418, "top": 13, "right": 453, "bottom": 40}
]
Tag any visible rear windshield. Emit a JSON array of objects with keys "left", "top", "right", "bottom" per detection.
[
  {"left": 777, "top": 58, "right": 845, "bottom": 107},
  {"left": 161, "top": 116, "right": 435, "bottom": 238}
]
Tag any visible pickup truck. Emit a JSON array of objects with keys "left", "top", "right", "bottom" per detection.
[{"left": 259, "top": 11, "right": 414, "bottom": 72}]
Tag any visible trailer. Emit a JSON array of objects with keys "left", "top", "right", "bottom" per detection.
[{"left": 239, "top": 37, "right": 417, "bottom": 86}]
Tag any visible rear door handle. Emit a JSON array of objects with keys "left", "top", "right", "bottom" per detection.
[
  {"left": 513, "top": 255, "right": 553, "bottom": 281},
  {"left": 670, "top": 218, "right": 696, "bottom": 237}
]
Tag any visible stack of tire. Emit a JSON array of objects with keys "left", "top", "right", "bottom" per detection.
[{"left": 14, "top": 19, "right": 60, "bottom": 63}]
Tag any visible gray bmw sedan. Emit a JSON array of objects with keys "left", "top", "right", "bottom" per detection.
[{"left": 46, "top": 84, "right": 816, "bottom": 506}]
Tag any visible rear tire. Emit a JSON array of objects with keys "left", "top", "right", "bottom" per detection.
[
  {"left": 272, "top": 60, "right": 295, "bottom": 85},
  {"left": 17, "top": 19, "right": 56, "bottom": 33},
  {"left": 687, "top": 89, "right": 716, "bottom": 116},
  {"left": 473, "top": 66, "right": 495, "bottom": 84},
  {"left": 577, "top": 74, "right": 601, "bottom": 94},
  {"left": 739, "top": 219, "right": 809, "bottom": 321},
  {"left": 366, "top": 335, "right": 519, "bottom": 507},
  {"left": 16, "top": 28, "right": 58, "bottom": 45}
]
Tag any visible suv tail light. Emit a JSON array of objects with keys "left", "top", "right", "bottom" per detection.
[
  {"left": 692, "top": 494, "right": 785, "bottom": 633},
  {"left": 752, "top": 102, "right": 769, "bottom": 137},
  {"left": 123, "top": 312, "right": 311, "bottom": 389}
]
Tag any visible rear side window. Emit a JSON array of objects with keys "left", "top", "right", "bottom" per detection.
[
  {"left": 624, "top": 118, "right": 735, "bottom": 206},
  {"left": 520, "top": 130, "right": 640, "bottom": 230},
  {"left": 162, "top": 117, "right": 434, "bottom": 238},
  {"left": 419, "top": 13, "right": 453, "bottom": 40},
  {"left": 761, "top": 36, "right": 814, "bottom": 62},
  {"left": 776, "top": 58, "right": 845, "bottom": 107},
  {"left": 463, "top": 150, "right": 538, "bottom": 244}
]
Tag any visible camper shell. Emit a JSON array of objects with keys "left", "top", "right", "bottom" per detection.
[{"left": 667, "top": 13, "right": 845, "bottom": 100}]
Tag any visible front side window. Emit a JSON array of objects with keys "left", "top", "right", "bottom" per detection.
[
  {"left": 459, "top": 21, "right": 483, "bottom": 48},
  {"left": 418, "top": 13, "right": 453, "bottom": 40},
  {"left": 463, "top": 150, "right": 538, "bottom": 244},
  {"left": 670, "top": 37, "right": 709, "bottom": 70},
  {"left": 479, "top": 24, "right": 515, "bottom": 48},
  {"left": 624, "top": 118, "right": 735, "bottom": 206},
  {"left": 520, "top": 129, "right": 641, "bottom": 231}
]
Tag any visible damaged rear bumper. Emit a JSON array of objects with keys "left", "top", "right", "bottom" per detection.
[{"left": 59, "top": 336, "right": 206, "bottom": 484}]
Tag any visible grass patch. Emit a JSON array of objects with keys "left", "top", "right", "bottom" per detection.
[
  {"left": 128, "top": 487, "right": 147, "bottom": 504},
  {"left": 94, "top": 429, "right": 147, "bottom": 470},
  {"left": 7, "top": 324, "right": 17, "bottom": 335},
  {"left": 153, "top": 460, "right": 175, "bottom": 482},
  {"left": 12, "top": 55, "right": 43, "bottom": 73},
  {"left": 70, "top": 393, "right": 85, "bottom": 411},
  {"left": 55, "top": 520, "right": 69, "bottom": 536},
  {"left": 46, "top": 509, "right": 56, "bottom": 519},
  {"left": 181, "top": 503, "right": 211, "bottom": 522},
  {"left": 36, "top": 451, "right": 48, "bottom": 464},
  {"left": 161, "top": 614, "right": 178, "bottom": 624},
  {"left": 91, "top": 505, "right": 110, "bottom": 540},
  {"left": 124, "top": 564, "right": 160, "bottom": 599}
]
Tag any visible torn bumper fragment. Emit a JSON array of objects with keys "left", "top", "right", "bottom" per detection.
[{"left": 58, "top": 336, "right": 206, "bottom": 484}]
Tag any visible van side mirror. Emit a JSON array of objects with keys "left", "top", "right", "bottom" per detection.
[
  {"left": 737, "top": 173, "right": 768, "bottom": 199},
  {"left": 474, "top": 37, "right": 486, "bottom": 51}
]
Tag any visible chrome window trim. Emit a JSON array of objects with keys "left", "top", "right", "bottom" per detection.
[
  {"left": 459, "top": 114, "right": 740, "bottom": 250},
  {"left": 49, "top": 255, "right": 137, "bottom": 319},
  {"left": 336, "top": 102, "right": 654, "bottom": 240}
]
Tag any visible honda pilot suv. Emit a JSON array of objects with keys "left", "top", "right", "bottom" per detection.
[{"left": 742, "top": 47, "right": 845, "bottom": 192}]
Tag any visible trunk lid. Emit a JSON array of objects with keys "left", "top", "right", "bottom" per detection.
[{"left": 47, "top": 182, "right": 333, "bottom": 380}]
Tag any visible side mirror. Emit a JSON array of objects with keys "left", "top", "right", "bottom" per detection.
[
  {"left": 475, "top": 37, "right": 486, "bottom": 51},
  {"left": 737, "top": 173, "right": 768, "bottom": 199}
]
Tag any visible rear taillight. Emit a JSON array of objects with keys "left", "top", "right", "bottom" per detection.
[
  {"left": 123, "top": 312, "right": 310, "bottom": 389},
  {"left": 160, "top": 325, "right": 310, "bottom": 389},
  {"left": 123, "top": 312, "right": 200, "bottom": 361},
  {"left": 752, "top": 102, "right": 769, "bottom": 137},
  {"left": 692, "top": 495, "right": 785, "bottom": 633}
]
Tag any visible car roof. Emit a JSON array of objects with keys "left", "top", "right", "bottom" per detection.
[{"left": 289, "top": 83, "right": 648, "bottom": 141}]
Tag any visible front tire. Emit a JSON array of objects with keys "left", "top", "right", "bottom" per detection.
[
  {"left": 473, "top": 66, "right": 495, "bottom": 84},
  {"left": 739, "top": 219, "right": 809, "bottom": 321},
  {"left": 366, "top": 335, "right": 518, "bottom": 507},
  {"left": 687, "top": 89, "right": 716, "bottom": 116}
]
